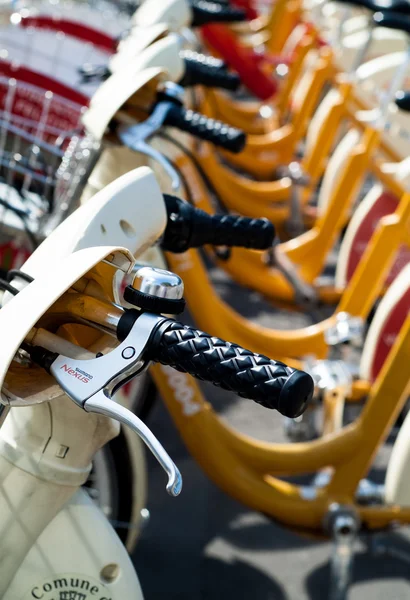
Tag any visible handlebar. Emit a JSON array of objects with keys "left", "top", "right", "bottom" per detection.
[
  {"left": 24, "top": 292, "right": 312, "bottom": 495},
  {"left": 162, "top": 194, "right": 275, "bottom": 252},
  {"left": 146, "top": 320, "right": 313, "bottom": 418},
  {"left": 190, "top": 0, "right": 247, "bottom": 26},
  {"left": 180, "top": 50, "right": 241, "bottom": 91},
  {"left": 29, "top": 289, "right": 313, "bottom": 420},
  {"left": 163, "top": 103, "right": 246, "bottom": 153}
]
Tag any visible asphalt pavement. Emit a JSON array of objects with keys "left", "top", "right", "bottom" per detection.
[{"left": 132, "top": 262, "right": 410, "bottom": 600}]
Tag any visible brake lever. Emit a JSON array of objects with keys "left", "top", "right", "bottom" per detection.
[
  {"left": 85, "top": 391, "right": 182, "bottom": 496},
  {"left": 117, "top": 95, "right": 182, "bottom": 191},
  {"left": 37, "top": 311, "right": 182, "bottom": 496},
  {"left": 267, "top": 242, "right": 319, "bottom": 309}
]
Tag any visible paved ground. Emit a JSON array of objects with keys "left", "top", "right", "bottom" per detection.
[{"left": 132, "top": 263, "right": 410, "bottom": 600}]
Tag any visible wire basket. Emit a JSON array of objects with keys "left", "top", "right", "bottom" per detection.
[
  {"left": 0, "top": 0, "right": 129, "bottom": 97},
  {"left": 4, "top": 0, "right": 132, "bottom": 37},
  {"left": 0, "top": 62, "right": 100, "bottom": 270}
]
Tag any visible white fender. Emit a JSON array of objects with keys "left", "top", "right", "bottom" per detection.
[
  {"left": 132, "top": 0, "right": 191, "bottom": 31},
  {"left": 360, "top": 264, "right": 410, "bottom": 382},
  {"left": 3, "top": 168, "right": 165, "bottom": 560},
  {"left": 0, "top": 247, "right": 133, "bottom": 396},
  {"left": 355, "top": 51, "right": 407, "bottom": 109},
  {"left": 335, "top": 29, "right": 406, "bottom": 73},
  {"left": 336, "top": 183, "right": 384, "bottom": 287},
  {"left": 304, "top": 88, "right": 342, "bottom": 160},
  {"left": 77, "top": 151, "right": 169, "bottom": 273},
  {"left": 110, "top": 23, "right": 169, "bottom": 72},
  {"left": 83, "top": 67, "right": 166, "bottom": 140},
  {"left": 110, "top": 33, "right": 184, "bottom": 83},
  {"left": 316, "top": 128, "right": 361, "bottom": 214},
  {"left": 336, "top": 158, "right": 410, "bottom": 288},
  {"left": 315, "top": 7, "right": 367, "bottom": 39},
  {"left": 4, "top": 489, "right": 143, "bottom": 600},
  {"left": 18, "top": 167, "right": 167, "bottom": 281},
  {"left": 384, "top": 270, "right": 410, "bottom": 505},
  {"left": 340, "top": 14, "right": 372, "bottom": 35},
  {"left": 356, "top": 51, "right": 406, "bottom": 87},
  {"left": 0, "top": 248, "right": 137, "bottom": 595},
  {"left": 80, "top": 147, "right": 150, "bottom": 204},
  {"left": 386, "top": 408, "right": 410, "bottom": 506}
]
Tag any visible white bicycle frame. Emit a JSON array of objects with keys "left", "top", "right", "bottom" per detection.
[{"left": 0, "top": 166, "right": 168, "bottom": 599}]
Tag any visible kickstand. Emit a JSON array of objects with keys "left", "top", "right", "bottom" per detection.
[{"left": 326, "top": 505, "right": 360, "bottom": 600}]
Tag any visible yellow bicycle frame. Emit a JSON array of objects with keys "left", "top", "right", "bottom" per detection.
[
  {"left": 165, "top": 185, "right": 410, "bottom": 362},
  {"left": 150, "top": 311, "right": 410, "bottom": 533},
  {"left": 162, "top": 115, "right": 383, "bottom": 306},
  {"left": 201, "top": 44, "right": 335, "bottom": 179}
]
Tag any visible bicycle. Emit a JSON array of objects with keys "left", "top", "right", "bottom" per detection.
[
  {"left": 4, "top": 5, "right": 410, "bottom": 597},
  {"left": 0, "top": 165, "right": 311, "bottom": 598}
]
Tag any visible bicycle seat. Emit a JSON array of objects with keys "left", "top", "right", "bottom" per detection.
[
  {"left": 335, "top": 0, "right": 410, "bottom": 15},
  {"left": 373, "top": 10, "right": 410, "bottom": 33},
  {"left": 395, "top": 90, "right": 410, "bottom": 110},
  {"left": 0, "top": 246, "right": 133, "bottom": 405},
  {"left": 84, "top": 67, "right": 167, "bottom": 139}
]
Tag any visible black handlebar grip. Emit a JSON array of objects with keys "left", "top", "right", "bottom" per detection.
[
  {"left": 162, "top": 195, "right": 275, "bottom": 252},
  {"left": 190, "top": 0, "right": 247, "bottom": 26},
  {"left": 180, "top": 51, "right": 241, "bottom": 91},
  {"left": 373, "top": 11, "right": 410, "bottom": 33},
  {"left": 164, "top": 104, "right": 246, "bottom": 153},
  {"left": 181, "top": 50, "right": 227, "bottom": 70},
  {"left": 78, "top": 63, "right": 110, "bottom": 82},
  {"left": 148, "top": 321, "right": 313, "bottom": 418}
]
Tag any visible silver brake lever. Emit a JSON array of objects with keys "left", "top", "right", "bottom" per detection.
[
  {"left": 86, "top": 391, "right": 182, "bottom": 496},
  {"left": 117, "top": 93, "right": 182, "bottom": 191},
  {"left": 46, "top": 311, "right": 182, "bottom": 496},
  {"left": 268, "top": 241, "right": 318, "bottom": 308}
]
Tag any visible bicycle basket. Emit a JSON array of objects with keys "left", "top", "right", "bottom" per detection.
[
  {"left": 0, "top": 62, "right": 100, "bottom": 270},
  {"left": 0, "top": 9, "right": 119, "bottom": 97}
]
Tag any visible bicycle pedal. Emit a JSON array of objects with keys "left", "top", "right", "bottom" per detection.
[
  {"left": 324, "top": 312, "right": 364, "bottom": 347},
  {"left": 303, "top": 358, "right": 354, "bottom": 394}
]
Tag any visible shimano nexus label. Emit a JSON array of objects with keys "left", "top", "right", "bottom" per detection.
[
  {"left": 24, "top": 574, "right": 111, "bottom": 600},
  {"left": 60, "top": 364, "right": 94, "bottom": 384}
]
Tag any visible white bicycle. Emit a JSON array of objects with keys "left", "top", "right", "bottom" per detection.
[{"left": 0, "top": 164, "right": 312, "bottom": 599}]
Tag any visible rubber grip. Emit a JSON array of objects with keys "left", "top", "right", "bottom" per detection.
[
  {"left": 191, "top": 0, "right": 247, "bottom": 26},
  {"left": 373, "top": 11, "right": 410, "bottom": 33},
  {"left": 78, "top": 63, "right": 110, "bottom": 82},
  {"left": 162, "top": 195, "right": 275, "bottom": 252},
  {"left": 180, "top": 51, "right": 240, "bottom": 91},
  {"left": 181, "top": 50, "right": 226, "bottom": 70},
  {"left": 338, "top": 0, "right": 410, "bottom": 15},
  {"left": 395, "top": 90, "right": 410, "bottom": 112},
  {"left": 164, "top": 104, "right": 246, "bottom": 153},
  {"left": 205, "top": 0, "right": 258, "bottom": 19},
  {"left": 149, "top": 321, "right": 313, "bottom": 418}
]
